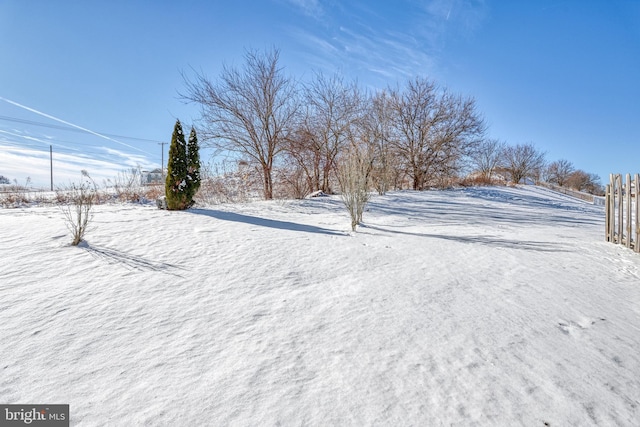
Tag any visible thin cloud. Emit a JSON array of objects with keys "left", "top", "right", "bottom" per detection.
[
  {"left": 289, "top": 27, "right": 340, "bottom": 56},
  {"left": 283, "top": 0, "right": 324, "bottom": 18},
  {"left": 100, "top": 147, "right": 155, "bottom": 169},
  {"left": 0, "top": 128, "right": 52, "bottom": 148},
  {"left": 422, "top": 0, "right": 488, "bottom": 40},
  {"left": 367, "top": 67, "right": 395, "bottom": 77},
  {"left": 333, "top": 24, "right": 435, "bottom": 82},
  {"left": 285, "top": 0, "right": 487, "bottom": 86}
]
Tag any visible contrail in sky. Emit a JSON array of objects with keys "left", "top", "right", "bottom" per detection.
[{"left": 0, "top": 96, "right": 147, "bottom": 154}]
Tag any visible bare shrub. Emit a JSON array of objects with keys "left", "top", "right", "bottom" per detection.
[
  {"left": 459, "top": 174, "right": 505, "bottom": 187},
  {"left": 57, "top": 179, "right": 96, "bottom": 246},
  {"left": 196, "top": 177, "right": 236, "bottom": 204},
  {"left": 337, "top": 147, "right": 373, "bottom": 231},
  {"left": 105, "top": 167, "right": 144, "bottom": 202},
  {"left": 195, "top": 160, "right": 256, "bottom": 205},
  {"left": 275, "top": 162, "right": 311, "bottom": 199}
]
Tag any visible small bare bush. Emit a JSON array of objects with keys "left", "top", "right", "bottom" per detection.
[
  {"left": 195, "top": 160, "right": 255, "bottom": 205},
  {"left": 459, "top": 174, "right": 504, "bottom": 187},
  {"left": 57, "top": 179, "right": 96, "bottom": 246},
  {"left": 275, "top": 164, "right": 311, "bottom": 199},
  {"left": 337, "top": 148, "right": 373, "bottom": 231}
]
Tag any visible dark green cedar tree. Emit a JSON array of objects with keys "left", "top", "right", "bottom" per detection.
[
  {"left": 186, "top": 126, "right": 201, "bottom": 204},
  {"left": 165, "top": 119, "right": 190, "bottom": 210}
]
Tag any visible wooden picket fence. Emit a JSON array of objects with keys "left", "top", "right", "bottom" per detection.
[{"left": 605, "top": 173, "right": 640, "bottom": 252}]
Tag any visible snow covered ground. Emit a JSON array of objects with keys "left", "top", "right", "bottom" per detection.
[{"left": 1, "top": 186, "right": 639, "bottom": 426}]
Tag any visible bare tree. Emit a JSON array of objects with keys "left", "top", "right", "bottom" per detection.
[
  {"left": 500, "top": 143, "right": 546, "bottom": 184},
  {"left": 387, "top": 77, "right": 438, "bottom": 190},
  {"left": 545, "top": 159, "right": 574, "bottom": 187},
  {"left": 182, "top": 48, "right": 299, "bottom": 199},
  {"left": 364, "top": 91, "right": 398, "bottom": 195},
  {"left": 388, "top": 77, "right": 485, "bottom": 190},
  {"left": 565, "top": 170, "right": 602, "bottom": 194},
  {"left": 287, "top": 73, "right": 361, "bottom": 194},
  {"left": 469, "top": 138, "right": 506, "bottom": 181}
]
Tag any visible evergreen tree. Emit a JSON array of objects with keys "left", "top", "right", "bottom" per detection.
[
  {"left": 186, "top": 126, "right": 201, "bottom": 204},
  {"left": 165, "top": 120, "right": 190, "bottom": 210}
]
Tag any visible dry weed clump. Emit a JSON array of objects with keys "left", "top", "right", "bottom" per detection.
[
  {"left": 103, "top": 167, "right": 147, "bottom": 203},
  {"left": 144, "top": 184, "right": 164, "bottom": 201},
  {"left": 459, "top": 175, "right": 506, "bottom": 187},
  {"left": 0, "top": 191, "right": 31, "bottom": 207}
]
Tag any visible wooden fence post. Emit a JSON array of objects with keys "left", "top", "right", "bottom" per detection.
[
  {"left": 609, "top": 174, "right": 618, "bottom": 243},
  {"left": 616, "top": 174, "right": 622, "bottom": 244},
  {"left": 625, "top": 174, "right": 632, "bottom": 248},
  {"left": 605, "top": 182, "right": 611, "bottom": 242},
  {"left": 635, "top": 174, "right": 640, "bottom": 253},
  {"left": 609, "top": 174, "right": 617, "bottom": 243},
  {"left": 605, "top": 173, "right": 639, "bottom": 253}
]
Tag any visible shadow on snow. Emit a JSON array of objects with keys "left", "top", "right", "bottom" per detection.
[
  {"left": 361, "top": 224, "right": 571, "bottom": 253},
  {"left": 367, "top": 187, "right": 603, "bottom": 228},
  {"left": 79, "top": 242, "right": 184, "bottom": 275},
  {"left": 188, "top": 208, "right": 344, "bottom": 236}
]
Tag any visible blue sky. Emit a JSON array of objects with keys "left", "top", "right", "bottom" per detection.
[{"left": 1, "top": 0, "right": 638, "bottom": 188}]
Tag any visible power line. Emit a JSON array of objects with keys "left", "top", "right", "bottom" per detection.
[
  {"left": 0, "top": 97, "right": 157, "bottom": 155},
  {"left": 0, "top": 133, "right": 165, "bottom": 171},
  {"left": 0, "top": 115, "right": 164, "bottom": 143},
  {"left": 0, "top": 145, "right": 162, "bottom": 168},
  {"left": 0, "top": 127, "right": 159, "bottom": 159}
]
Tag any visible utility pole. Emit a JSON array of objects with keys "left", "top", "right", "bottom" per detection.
[
  {"left": 158, "top": 142, "right": 167, "bottom": 180},
  {"left": 50, "top": 145, "right": 53, "bottom": 191}
]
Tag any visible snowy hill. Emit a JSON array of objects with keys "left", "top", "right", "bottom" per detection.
[{"left": 1, "top": 186, "right": 639, "bottom": 425}]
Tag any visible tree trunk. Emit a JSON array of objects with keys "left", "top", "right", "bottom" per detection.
[
  {"left": 412, "top": 168, "right": 423, "bottom": 190},
  {"left": 262, "top": 165, "right": 273, "bottom": 199}
]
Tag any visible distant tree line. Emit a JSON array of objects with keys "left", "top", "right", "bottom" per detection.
[
  {"left": 468, "top": 140, "right": 602, "bottom": 194},
  {"left": 182, "top": 48, "right": 603, "bottom": 203}
]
